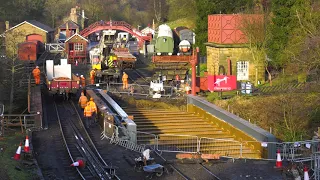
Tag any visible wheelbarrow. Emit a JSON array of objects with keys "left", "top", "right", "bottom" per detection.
[
  {"left": 143, "top": 164, "right": 165, "bottom": 179},
  {"left": 134, "top": 157, "right": 155, "bottom": 172}
]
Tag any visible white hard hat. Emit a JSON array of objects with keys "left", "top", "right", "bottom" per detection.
[
  {"left": 36, "top": 66, "right": 39, "bottom": 68},
  {"left": 80, "top": 75, "right": 83, "bottom": 77}
]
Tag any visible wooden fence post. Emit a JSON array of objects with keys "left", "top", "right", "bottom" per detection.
[
  {"left": 1, "top": 117, "right": 3, "bottom": 135},
  {"left": 19, "top": 116, "right": 24, "bottom": 134}
]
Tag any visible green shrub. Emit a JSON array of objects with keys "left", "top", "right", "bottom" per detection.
[
  {"left": 206, "top": 92, "right": 220, "bottom": 102},
  {"left": 298, "top": 73, "right": 307, "bottom": 83}
]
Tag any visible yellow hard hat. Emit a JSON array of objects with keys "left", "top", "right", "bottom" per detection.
[{"left": 90, "top": 97, "right": 93, "bottom": 101}]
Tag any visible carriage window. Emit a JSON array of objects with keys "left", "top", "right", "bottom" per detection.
[
  {"left": 74, "top": 43, "right": 83, "bottom": 51},
  {"left": 237, "top": 61, "right": 249, "bottom": 80}
]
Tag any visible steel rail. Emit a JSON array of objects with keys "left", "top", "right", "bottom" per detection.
[
  {"left": 53, "top": 102, "right": 86, "bottom": 180},
  {"left": 68, "top": 120, "right": 108, "bottom": 179},
  {"left": 199, "top": 163, "right": 221, "bottom": 180},
  {"left": 70, "top": 101, "right": 121, "bottom": 180},
  {"left": 68, "top": 118, "right": 111, "bottom": 179},
  {"left": 152, "top": 148, "right": 189, "bottom": 180}
]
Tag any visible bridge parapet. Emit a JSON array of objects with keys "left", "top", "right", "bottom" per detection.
[{"left": 187, "top": 95, "right": 277, "bottom": 159}]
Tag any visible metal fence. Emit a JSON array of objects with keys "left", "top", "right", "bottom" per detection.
[
  {"left": 199, "top": 137, "right": 244, "bottom": 158},
  {"left": 157, "top": 134, "right": 198, "bottom": 153},
  {"left": 102, "top": 120, "right": 320, "bottom": 161},
  {"left": 106, "top": 82, "right": 174, "bottom": 98}
]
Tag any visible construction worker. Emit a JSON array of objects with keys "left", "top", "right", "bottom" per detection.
[
  {"left": 175, "top": 74, "right": 181, "bottom": 89},
  {"left": 84, "top": 102, "right": 93, "bottom": 128},
  {"left": 80, "top": 75, "right": 86, "bottom": 87},
  {"left": 88, "top": 98, "right": 97, "bottom": 123},
  {"left": 122, "top": 72, "right": 128, "bottom": 89},
  {"left": 90, "top": 69, "right": 96, "bottom": 84},
  {"left": 142, "top": 149, "right": 151, "bottom": 166},
  {"left": 78, "top": 92, "right": 88, "bottom": 110},
  {"left": 32, "top": 66, "right": 41, "bottom": 85}
]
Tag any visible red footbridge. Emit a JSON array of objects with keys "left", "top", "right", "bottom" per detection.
[{"left": 80, "top": 20, "right": 152, "bottom": 47}]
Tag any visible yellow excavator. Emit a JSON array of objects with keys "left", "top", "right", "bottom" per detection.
[{"left": 89, "top": 30, "right": 121, "bottom": 83}]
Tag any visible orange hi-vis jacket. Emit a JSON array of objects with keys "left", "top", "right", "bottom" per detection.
[
  {"left": 32, "top": 68, "right": 41, "bottom": 77},
  {"left": 90, "top": 70, "right": 96, "bottom": 78},
  {"left": 89, "top": 101, "right": 97, "bottom": 113},
  {"left": 84, "top": 105, "right": 92, "bottom": 117},
  {"left": 122, "top": 73, "right": 128, "bottom": 82},
  {"left": 78, "top": 95, "right": 88, "bottom": 108},
  {"left": 80, "top": 76, "right": 86, "bottom": 87}
]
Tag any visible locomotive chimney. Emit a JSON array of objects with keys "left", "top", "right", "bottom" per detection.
[{"left": 5, "top": 21, "right": 9, "bottom": 30}]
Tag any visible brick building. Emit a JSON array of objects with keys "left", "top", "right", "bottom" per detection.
[{"left": 2, "top": 20, "right": 54, "bottom": 58}]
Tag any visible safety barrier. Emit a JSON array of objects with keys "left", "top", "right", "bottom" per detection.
[
  {"left": 106, "top": 82, "right": 174, "bottom": 98},
  {"left": 157, "top": 134, "right": 198, "bottom": 153},
  {"left": 199, "top": 137, "right": 244, "bottom": 158},
  {"left": 102, "top": 119, "right": 320, "bottom": 161},
  {"left": 312, "top": 152, "right": 320, "bottom": 179}
]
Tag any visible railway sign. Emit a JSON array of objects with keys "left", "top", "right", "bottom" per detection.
[{"left": 207, "top": 75, "right": 237, "bottom": 92}]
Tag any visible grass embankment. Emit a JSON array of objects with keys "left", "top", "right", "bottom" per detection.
[
  {"left": 120, "top": 96, "right": 187, "bottom": 111},
  {"left": 166, "top": 18, "right": 196, "bottom": 30},
  {"left": 0, "top": 132, "right": 38, "bottom": 180}
]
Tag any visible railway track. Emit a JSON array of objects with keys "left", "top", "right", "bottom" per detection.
[
  {"left": 53, "top": 100, "right": 119, "bottom": 179},
  {"left": 153, "top": 150, "right": 221, "bottom": 180},
  {"left": 124, "top": 69, "right": 151, "bottom": 85}
]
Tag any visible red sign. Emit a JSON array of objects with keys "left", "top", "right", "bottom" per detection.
[{"left": 207, "top": 75, "right": 237, "bottom": 91}]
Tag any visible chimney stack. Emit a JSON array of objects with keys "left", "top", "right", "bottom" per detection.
[
  {"left": 66, "top": 22, "right": 70, "bottom": 39},
  {"left": 81, "top": 10, "right": 85, "bottom": 29},
  {"left": 5, "top": 21, "right": 9, "bottom": 30},
  {"left": 152, "top": 19, "right": 155, "bottom": 30}
]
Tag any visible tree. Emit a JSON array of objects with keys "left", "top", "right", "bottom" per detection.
[
  {"left": 195, "top": 0, "right": 216, "bottom": 56},
  {"left": 167, "top": 0, "right": 196, "bottom": 22},
  {"left": 0, "top": 31, "right": 26, "bottom": 113},
  {"left": 45, "top": 0, "right": 76, "bottom": 27},
  {"left": 241, "top": 15, "right": 271, "bottom": 85},
  {"left": 267, "top": 0, "right": 309, "bottom": 67},
  {"left": 282, "top": 1, "right": 320, "bottom": 81},
  {"left": 152, "top": 0, "right": 168, "bottom": 23}
]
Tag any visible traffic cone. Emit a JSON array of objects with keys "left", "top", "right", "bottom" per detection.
[
  {"left": 70, "top": 159, "right": 85, "bottom": 168},
  {"left": 14, "top": 142, "right": 22, "bottom": 160},
  {"left": 24, "top": 135, "right": 30, "bottom": 153},
  {"left": 304, "top": 166, "right": 309, "bottom": 180},
  {"left": 275, "top": 149, "right": 282, "bottom": 168}
]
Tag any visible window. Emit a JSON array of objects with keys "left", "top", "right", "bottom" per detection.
[
  {"left": 74, "top": 43, "right": 83, "bottom": 51},
  {"left": 237, "top": 61, "right": 249, "bottom": 80}
]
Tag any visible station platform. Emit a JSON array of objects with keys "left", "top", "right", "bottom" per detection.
[{"left": 28, "top": 82, "right": 42, "bottom": 128}]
